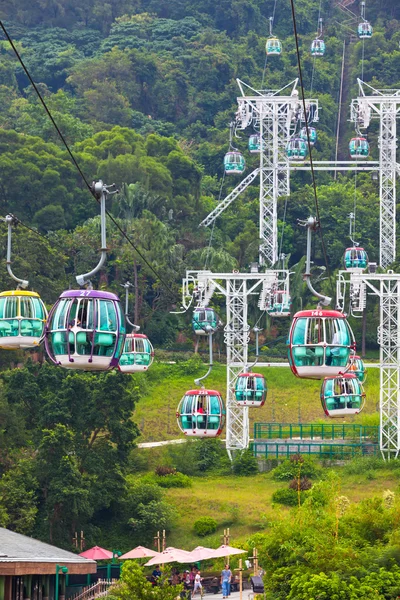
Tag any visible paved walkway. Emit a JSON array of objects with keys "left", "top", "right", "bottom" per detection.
[{"left": 202, "top": 591, "right": 253, "bottom": 600}]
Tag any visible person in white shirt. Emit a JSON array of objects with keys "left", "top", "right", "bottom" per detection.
[{"left": 193, "top": 571, "right": 202, "bottom": 596}]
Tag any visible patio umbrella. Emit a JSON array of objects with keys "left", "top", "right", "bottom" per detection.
[
  {"left": 145, "top": 547, "right": 192, "bottom": 566},
  {"left": 185, "top": 546, "right": 215, "bottom": 562},
  {"left": 79, "top": 546, "right": 113, "bottom": 560},
  {"left": 211, "top": 545, "right": 247, "bottom": 558},
  {"left": 120, "top": 546, "right": 158, "bottom": 559}
]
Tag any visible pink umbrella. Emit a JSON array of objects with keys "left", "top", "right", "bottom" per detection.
[
  {"left": 145, "top": 547, "right": 192, "bottom": 566},
  {"left": 79, "top": 546, "right": 113, "bottom": 560},
  {"left": 211, "top": 545, "right": 247, "bottom": 558},
  {"left": 120, "top": 546, "right": 158, "bottom": 559},
  {"left": 186, "top": 546, "right": 215, "bottom": 562}
]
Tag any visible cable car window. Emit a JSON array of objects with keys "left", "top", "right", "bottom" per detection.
[
  {"left": 292, "top": 318, "right": 307, "bottom": 344},
  {"left": 76, "top": 299, "right": 94, "bottom": 329},
  {"left": 0, "top": 298, "right": 5, "bottom": 319},
  {"left": 20, "top": 297, "right": 33, "bottom": 318},
  {"left": 306, "top": 318, "right": 324, "bottom": 344},
  {"left": 32, "top": 297, "right": 45, "bottom": 320},
  {"left": 53, "top": 299, "right": 69, "bottom": 330},
  {"left": 4, "top": 297, "right": 18, "bottom": 319}
]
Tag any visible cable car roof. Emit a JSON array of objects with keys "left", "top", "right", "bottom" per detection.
[
  {"left": 238, "top": 372, "right": 264, "bottom": 378},
  {"left": 125, "top": 333, "right": 149, "bottom": 339},
  {"left": 293, "top": 309, "right": 346, "bottom": 319},
  {"left": 0, "top": 290, "right": 41, "bottom": 298},
  {"left": 184, "top": 389, "right": 221, "bottom": 395},
  {"left": 324, "top": 373, "right": 358, "bottom": 381},
  {"left": 345, "top": 247, "right": 365, "bottom": 251},
  {"left": 59, "top": 289, "right": 120, "bottom": 300}
]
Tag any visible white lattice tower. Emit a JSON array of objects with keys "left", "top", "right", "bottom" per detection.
[
  {"left": 181, "top": 271, "right": 270, "bottom": 455},
  {"left": 351, "top": 79, "right": 400, "bottom": 268},
  {"left": 338, "top": 271, "right": 400, "bottom": 458},
  {"left": 224, "top": 278, "right": 250, "bottom": 452}
]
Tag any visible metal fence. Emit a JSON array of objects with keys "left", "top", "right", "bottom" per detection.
[
  {"left": 251, "top": 440, "right": 379, "bottom": 460},
  {"left": 253, "top": 422, "right": 379, "bottom": 443}
]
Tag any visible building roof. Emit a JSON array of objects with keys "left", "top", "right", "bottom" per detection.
[{"left": 0, "top": 528, "right": 96, "bottom": 575}]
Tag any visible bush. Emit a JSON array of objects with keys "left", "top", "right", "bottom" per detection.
[
  {"left": 272, "top": 456, "right": 321, "bottom": 481},
  {"left": 193, "top": 516, "right": 218, "bottom": 537},
  {"left": 140, "top": 472, "right": 192, "bottom": 488},
  {"left": 232, "top": 449, "right": 259, "bottom": 476},
  {"left": 272, "top": 488, "right": 299, "bottom": 506}
]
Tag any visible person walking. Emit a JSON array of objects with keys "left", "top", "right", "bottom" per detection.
[
  {"left": 193, "top": 571, "right": 202, "bottom": 596},
  {"left": 221, "top": 564, "right": 232, "bottom": 599}
]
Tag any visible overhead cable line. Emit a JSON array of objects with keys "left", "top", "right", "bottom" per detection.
[
  {"left": 288, "top": 0, "right": 334, "bottom": 298},
  {"left": 0, "top": 20, "right": 178, "bottom": 301}
]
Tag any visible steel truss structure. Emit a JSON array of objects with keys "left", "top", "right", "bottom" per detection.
[
  {"left": 351, "top": 79, "right": 400, "bottom": 268},
  {"left": 182, "top": 270, "right": 289, "bottom": 456},
  {"left": 189, "top": 78, "right": 400, "bottom": 456},
  {"left": 337, "top": 271, "right": 400, "bottom": 458}
]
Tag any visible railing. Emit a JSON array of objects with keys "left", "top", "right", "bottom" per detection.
[
  {"left": 69, "top": 580, "right": 114, "bottom": 600},
  {"left": 251, "top": 441, "right": 379, "bottom": 460},
  {"left": 253, "top": 422, "right": 379, "bottom": 443}
]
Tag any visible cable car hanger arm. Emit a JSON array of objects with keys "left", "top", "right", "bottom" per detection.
[
  {"left": 76, "top": 181, "right": 118, "bottom": 287},
  {"left": 4, "top": 214, "right": 28, "bottom": 289},
  {"left": 194, "top": 331, "right": 213, "bottom": 387},
  {"left": 299, "top": 216, "right": 331, "bottom": 307}
]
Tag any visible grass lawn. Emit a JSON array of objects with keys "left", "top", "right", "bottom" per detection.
[{"left": 159, "top": 464, "right": 400, "bottom": 551}]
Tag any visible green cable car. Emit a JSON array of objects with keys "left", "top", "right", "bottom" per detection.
[
  {"left": 248, "top": 134, "right": 261, "bottom": 153},
  {"left": 311, "top": 38, "right": 325, "bottom": 56},
  {"left": 286, "top": 137, "right": 308, "bottom": 161},
  {"left": 358, "top": 21, "right": 372, "bottom": 38},
  {"left": 266, "top": 37, "right": 282, "bottom": 55},
  {"left": 300, "top": 127, "right": 317, "bottom": 146},
  {"left": 349, "top": 137, "right": 369, "bottom": 159},
  {"left": 224, "top": 151, "right": 245, "bottom": 175}
]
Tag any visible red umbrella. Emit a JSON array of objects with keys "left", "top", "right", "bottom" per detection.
[
  {"left": 79, "top": 546, "right": 113, "bottom": 560},
  {"left": 120, "top": 546, "right": 158, "bottom": 560}
]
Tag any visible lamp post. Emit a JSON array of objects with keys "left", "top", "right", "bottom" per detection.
[{"left": 55, "top": 565, "right": 68, "bottom": 600}]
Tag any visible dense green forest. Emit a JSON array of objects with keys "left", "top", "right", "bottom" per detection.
[{"left": 0, "top": 0, "right": 400, "bottom": 597}]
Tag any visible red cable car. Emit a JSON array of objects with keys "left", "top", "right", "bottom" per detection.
[
  {"left": 235, "top": 373, "right": 267, "bottom": 407},
  {"left": 176, "top": 389, "right": 225, "bottom": 437},
  {"left": 287, "top": 309, "right": 355, "bottom": 379},
  {"left": 321, "top": 373, "right": 365, "bottom": 418}
]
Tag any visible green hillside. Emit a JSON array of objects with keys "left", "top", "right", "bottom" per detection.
[{"left": 135, "top": 360, "right": 380, "bottom": 442}]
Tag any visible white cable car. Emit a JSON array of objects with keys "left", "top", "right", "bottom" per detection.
[
  {"left": 311, "top": 18, "right": 325, "bottom": 56},
  {"left": 288, "top": 309, "right": 355, "bottom": 379},
  {"left": 192, "top": 307, "right": 221, "bottom": 335},
  {"left": 177, "top": 390, "right": 225, "bottom": 437},
  {"left": 321, "top": 373, "right": 365, "bottom": 418}
]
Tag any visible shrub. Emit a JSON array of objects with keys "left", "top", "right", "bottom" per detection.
[
  {"left": 154, "top": 472, "right": 192, "bottom": 488},
  {"left": 140, "top": 472, "right": 192, "bottom": 488},
  {"left": 193, "top": 516, "right": 218, "bottom": 537},
  {"left": 272, "top": 456, "right": 321, "bottom": 481},
  {"left": 232, "top": 449, "right": 259, "bottom": 476},
  {"left": 271, "top": 488, "right": 300, "bottom": 506},
  {"left": 288, "top": 477, "right": 312, "bottom": 491}
]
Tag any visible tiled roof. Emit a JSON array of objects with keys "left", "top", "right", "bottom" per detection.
[{"left": 0, "top": 528, "right": 95, "bottom": 564}]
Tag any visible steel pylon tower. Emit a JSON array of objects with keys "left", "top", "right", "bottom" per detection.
[
  {"left": 351, "top": 79, "right": 400, "bottom": 268},
  {"left": 200, "top": 78, "right": 319, "bottom": 267},
  {"left": 337, "top": 271, "right": 400, "bottom": 458},
  {"left": 181, "top": 270, "right": 289, "bottom": 456}
]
